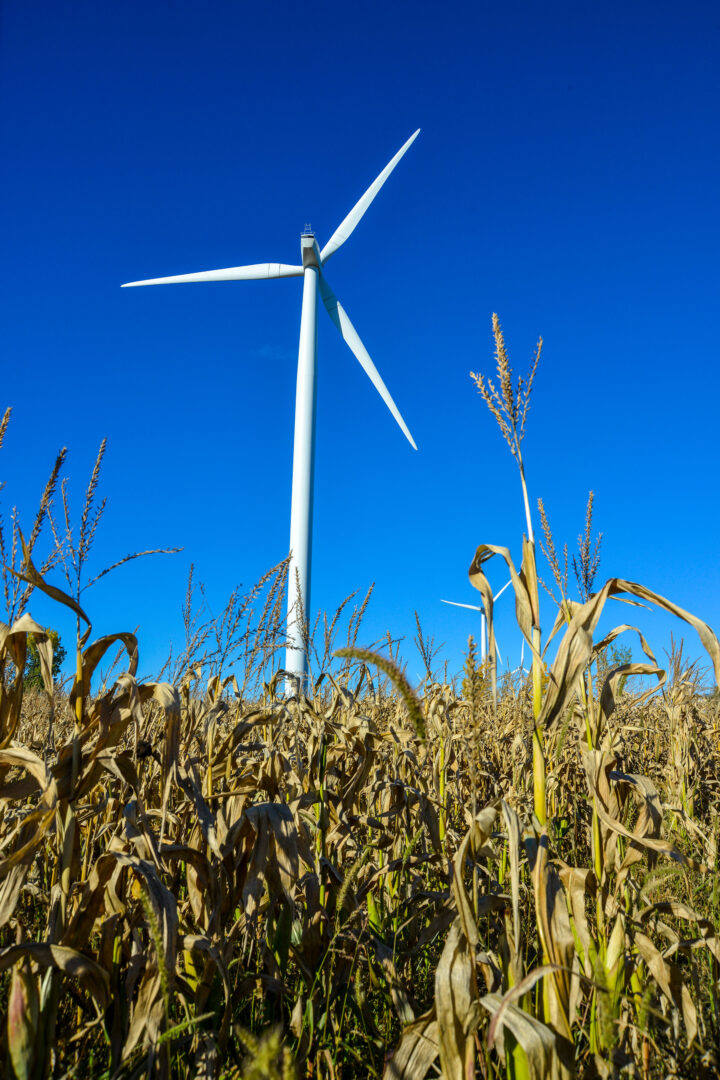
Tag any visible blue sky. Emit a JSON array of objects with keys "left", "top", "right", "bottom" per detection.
[{"left": 2, "top": 0, "right": 719, "bottom": 686}]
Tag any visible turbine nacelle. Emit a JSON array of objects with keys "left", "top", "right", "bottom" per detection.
[{"left": 301, "top": 234, "right": 321, "bottom": 269}]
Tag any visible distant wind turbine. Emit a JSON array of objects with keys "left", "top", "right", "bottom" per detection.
[
  {"left": 122, "top": 131, "right": 420, "bottom": 689},
  {"left": 441, "top": 579, "right": 512, "bottom": 665}
]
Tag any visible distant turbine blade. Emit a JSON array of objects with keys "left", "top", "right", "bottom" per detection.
[
  {"left": 440, "top": 600, "right": 483, "bottom": 611},
  {"left": 493, "top": 579, "right": 512, "bottom": 602},
  {"left": 320, "top": 129, "right": 420, "bottom": 263},
  {"left": 319, "top": 274, "right": 417, "bottom": 450},
  {"left": 121, "top": 263, "right": 303, "bottom": 287}
]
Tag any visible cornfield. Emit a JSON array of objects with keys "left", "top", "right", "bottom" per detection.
[{"left": 1, "top": 319, "right": 719, "bottom": 1079}]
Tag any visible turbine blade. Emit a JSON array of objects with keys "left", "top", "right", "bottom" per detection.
[
  {"left": 440, "top": 600, "right": 483, "bottom": 611},
  {"left": 121, "top": 263, "right": 303, "bottom": 287},
  {"left": 319, "top": 274, "right": 417, "bottom": 449},
  {"left": 320, "top": 129, "right": 420, "bottom": 263},
  {"left": 493, "top": 579, "right": 512, "bottom": 602}
]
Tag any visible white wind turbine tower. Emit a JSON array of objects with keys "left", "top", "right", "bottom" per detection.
[
  {"left": 122, "top": 131, "right": 420, "bottom": 690},
  {"left": 441, "top": 579, "right": 512, "bottom": 665}
]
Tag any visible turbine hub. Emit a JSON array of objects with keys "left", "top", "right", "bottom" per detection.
[{"left": 301, "top": 234, "right": 321, "bottom": 270}]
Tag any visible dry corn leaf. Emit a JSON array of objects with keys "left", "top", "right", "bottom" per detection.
[
  {"left": 556, "top": 862, "right": 595, "bottom": 978},
  {"left": 480, "top": 991, "right": 566, "bottom": 1080},
  {"left": 61, "top": 852, "right": 118, "bottom": 948},
  {"left": 638, "top": 901, "right": 720, "bottom": 964},
  {"left": 0, "top": 804, "right": 57, "bottom": 883},
  {"left": 3, "top": 614, "right": 54, "bottom": 694},
  {"left": 0, "top": 746, "right": 55, "bottom": 802},
  {"left": 13, "top": 532, "right": 90, "bottom": 627},
  {"left": 383, "top": 1008, "right": 439, "bottom": 1079},
  {"left": 635, "top": 930, "right": 697, "bottom": 1045},
  {"left": 69, "top": 631, "right": 139, "bottom": 710},
  {"left": 435, "top": 917, "right": 479, "bottom": 1080},
  {"left": 240, "top": 802, "right": 299, "bottom": 917},
  {"left": 486, "top": 963, "right": 563, "bottom": 1049},
  {"left": 583, "top": 753, "right": 701, "bottom": 871},
  {"left": 0, "top": 864, "right": 30, "bottom": 928},
  {"left": 0, "top": 943, "right": 110, "bottom": 1007},
  {"left": 538, "top": 578, "right": 720, "bottom": 735},
  {"left": 452, "top": 804, "right": 498, "bottom": 947},
  {"left": 469, "top": 544, "right": 543, "bottom": 660},
  {"left": 500, "top": 800, "right": 523, "bottom": 980},
  {"left": 532, "top": 833, "right": 577, "bottom": 1043}
]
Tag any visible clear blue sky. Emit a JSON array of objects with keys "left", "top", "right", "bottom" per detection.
[{"left": 2, "top": 0, "right": 719, "bottom": 686}]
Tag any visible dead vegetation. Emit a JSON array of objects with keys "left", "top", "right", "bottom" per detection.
[{"left": 1, "top": 322, "right": 719, "bottom": 1079}]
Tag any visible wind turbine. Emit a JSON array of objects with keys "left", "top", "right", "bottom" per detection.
[
  {"left": 441, "top": 579, "right": 512, "bottom": 665},
  {"left": 122, "top": 131, "right": 420, "bottom": 690}
]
